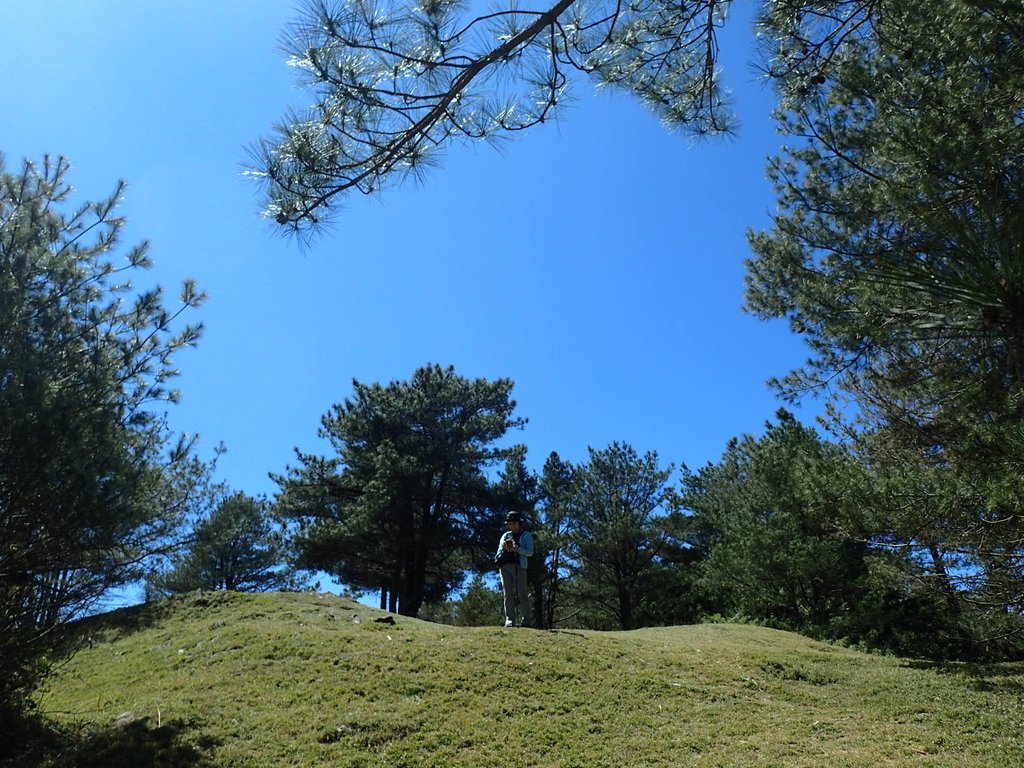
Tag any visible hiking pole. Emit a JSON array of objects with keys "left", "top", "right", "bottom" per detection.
[{"left": 513, "top": 561, "right": 520, "bottom": 626}]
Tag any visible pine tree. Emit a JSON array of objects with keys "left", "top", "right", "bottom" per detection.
[
  {"left": 566, "top": 442, "right": 674, "bottom": 630},
  {"left": 276, "top": 364, "right": 525, "bottom": 616},
  {"left": 149, "top": 493, "right": 303, "bottom": 595},
  {"left": 745, "top": 0, "right": 1024, "bottom": 629},
  {"left": 0, "top": 155, "right": 204, "bottom": 717}
]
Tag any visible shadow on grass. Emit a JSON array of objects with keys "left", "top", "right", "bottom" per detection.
[
  {"left": 2, "top": 711, "right": 221, "bottom": 768},
  {"left": 902, "top": 659, "right": 1024, "bottom": 695}
]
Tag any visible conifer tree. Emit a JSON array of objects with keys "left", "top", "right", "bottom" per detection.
[
  {"left": 535, "top": 451, "right": 576, "bottom": 628},
  {"left": 0, "top": 155, "right": 204, "bottom": 716},
  {"left": 745, "top": 0, "right": 1024, "bottom": 630},
  {"left": 276, "top": 364, "right": 525, "bottom": 616},
  {"left": 566, "top": 442, "right": 674, "bottom": 630},
  {"left": 149, "top": 493, "right": 303, "bottom": 596}
]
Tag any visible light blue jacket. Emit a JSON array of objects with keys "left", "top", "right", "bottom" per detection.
[{"left": 495, "top": 530, "right": 534, "bottom": 570}]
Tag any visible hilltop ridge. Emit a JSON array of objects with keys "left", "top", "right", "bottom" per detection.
[{"left": 26, "top": 590, "right": 1024, "bottom": 767}]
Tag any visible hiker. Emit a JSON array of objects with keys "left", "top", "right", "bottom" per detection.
[{"left": 495, "top": 510, "right": 534, "bottom": 628}]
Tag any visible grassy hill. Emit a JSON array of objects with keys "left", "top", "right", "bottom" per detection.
[{"left": 22, "top": 590, "right": 1024, "bottom": 767}]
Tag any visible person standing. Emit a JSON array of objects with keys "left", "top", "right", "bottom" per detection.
[{"left": 495, "top": 511, "right": 534, "bottom": 627}]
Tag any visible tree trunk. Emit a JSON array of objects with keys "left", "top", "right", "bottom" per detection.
[
  {"left": 398, "top": 548, "right": 426, "bottom": 617},
  {"left": 531, "top": 577, "right": 545, "bottom": 630},
  {"left": 388, "top": 573, "right": 399, "bottom": 613},
  {"left": 929, "top": 545, "right": 961, "bottom": 615},
  {"left": 618, "top": 588, "right": 634, "bottom": 631}
]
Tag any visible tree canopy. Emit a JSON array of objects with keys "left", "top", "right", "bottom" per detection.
[
  {"left": 562, "top": 442, "right": 677, "bottom": 630},
  {"left": 745, "top": 0, "right": 1024, "bottom": 626},
  {"left": 148, "top": 492, "right": 303, "bottom": 596},
  {"left": 249, "top": 0, "right": 763, "bottom": 232},
  {"left": 0, "top": 155, "right": 204, "bottom": 713},
  {"left": 276, "top": 363, "right": 525, "bottom": 615},
  {"left": 680, "top": 414, "right": 871, "bottom": 633}
]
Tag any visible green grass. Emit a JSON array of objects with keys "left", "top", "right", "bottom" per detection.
[{"left": 24, "top": 590, "right": 1024, "bottom": 767}]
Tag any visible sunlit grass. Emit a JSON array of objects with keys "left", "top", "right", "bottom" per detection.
[{"left": 29, "top": 590, "right": 1024, "bottom": 767}]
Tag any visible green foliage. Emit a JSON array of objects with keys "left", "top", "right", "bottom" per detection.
[
  {"left": 276, "top": 364, "right": 525, "bottom": 616},
  {"left": 23, "top": 591, "right": 1024, "bottom": 767},
  {"left": 680, "top": 413, "right": 883, "bottom": 642},
  {"left": 451, "top": 575, "right": 503, "bottom": 626},
  {"left": 749, "top": 0, "right": 1024, "bottom": 411},
  {"left": 420, "top": 574, "right": 503, "bottom": 627},
  {"left": 563, "top": 442, "right": 678, "bottom": 630},
  {"left": 533, "top": 451, "right": 576, "bottom": 629},
  {"left": 843, "top": 455, "right": 1024, "bottom": 660},
  {"left": 148, "top": 492, "right": 304, "bottom": 596},
  {"left": 251, "top": 0, "right": 739, "bottom": 232},
  {"left": 745, "top": 0, "right": 1024, "bottom": 630},
  {"left": 0, "top": 155, "right": 204, "bottom": 716},
  {"left": 680, "top": 410, "right": 1024, "bottom": 659}
]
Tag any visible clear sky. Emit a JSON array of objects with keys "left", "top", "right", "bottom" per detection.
[{"left": 1, "top": 1, "right": 820, "bottom": 501}]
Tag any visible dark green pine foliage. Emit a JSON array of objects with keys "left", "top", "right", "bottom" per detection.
[
  {"left": 0, "top": 155, "right": 204, "bottom": 720},
  {"left": 679, "top": 411, "right": 973, "bottom": 657},
  {"left": 149, "top": 493, "right": 303, "bottom": 596},
  {"left": 680, "top": 414, "right": 869, "bottom": 631},
  {"left": 534, "top": 451, "right": 577, "bottom": 629},
  {"left": 566, "top": 442, "right": 676, "bottom": 630},
  {"left": 746, "top": 0, "right": 1024, "bottom": 636},
  {"left": 276, "top": 364, "right": 525, "bottom": 616}
]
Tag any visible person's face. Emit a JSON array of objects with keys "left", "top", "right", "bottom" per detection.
[{"left": 507, "top": 520, "right": 521, "bottom": 532}]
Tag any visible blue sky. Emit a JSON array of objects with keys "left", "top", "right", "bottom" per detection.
[{"left": 1, "top": 1, "right": 819, "bottom": 501}]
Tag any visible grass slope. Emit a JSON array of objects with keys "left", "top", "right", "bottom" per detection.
[{"left": 28, "top": 590, "right": 1024, "bottom": 767}]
